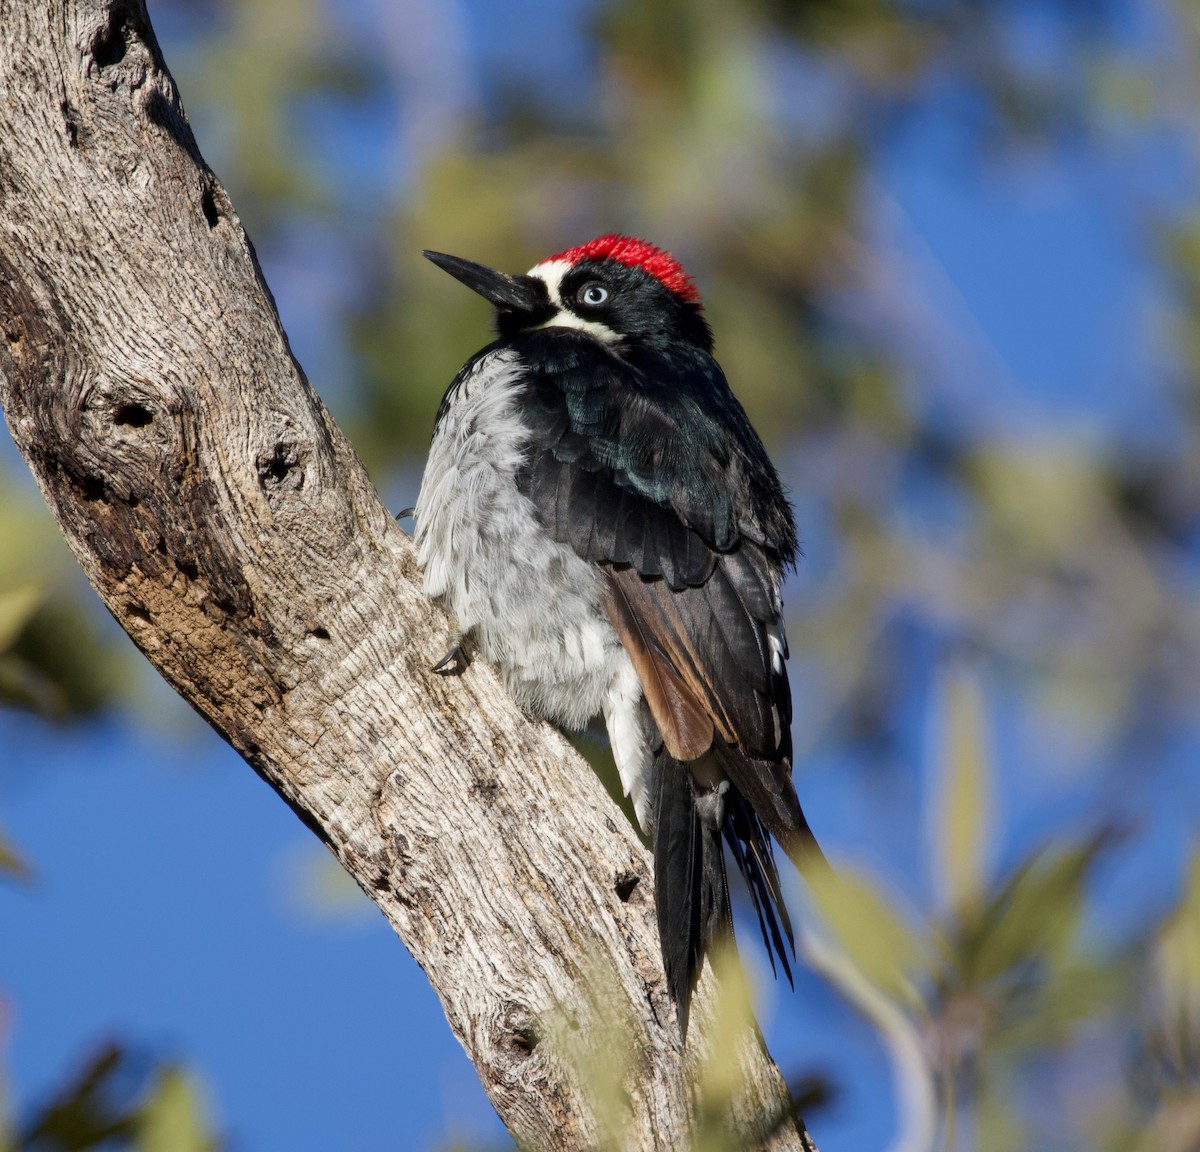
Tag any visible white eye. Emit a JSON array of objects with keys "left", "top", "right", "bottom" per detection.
[{"left": 578, "top": 283, "right": 609, "bottom": 307}]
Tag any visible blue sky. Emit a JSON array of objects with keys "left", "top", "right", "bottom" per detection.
[{"left": 0, "top": 709, "right": 503, "bottom": 1149}]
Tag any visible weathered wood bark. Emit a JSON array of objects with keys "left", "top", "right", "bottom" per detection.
[{"left": 0, "top": 2, "right": 817, "bottom": 1148}]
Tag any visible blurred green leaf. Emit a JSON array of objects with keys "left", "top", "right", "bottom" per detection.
[
  {"left": 935, "top": 662, "right": 991, "bottom": 918},
  {"left": 544, "top": 958, "right": 636, "bottom": 1152},
  {"left": 283, "top": 848, "right": 374, "bottom": 924},
  {"left": 955, "top": 829, "right": 1116, "bottom": 989},
  {"left": 695, "top": 944, "right": 757, "bottom": 1118},
  {"left": 0, "top": 596, "right": 125, "bottom": 718},
  {"left": 1156, "top": 848, "right": 1200, "bottom": 1058},
  {"left": 0, "top": 823, "right": 31, "bottom": 884},
  {"left": 9, "top": 1043, "right": 221, "bottom": 1152},
  {"left": 0, "top": 999, "right": 13, "bottom": 1152},
  {"left": 691, "top": 944, "right": 789, "bottom": 1152},
  {"left": 974, "top": 1072, "right": 1028, "bottom": 1152},
  {"left": 1087, "top": 54, "right": 1159, "bottom": 123},
  {"left": 135, "top": 1068, "right": 216, "bottom": 1152},
  {"left": 991, "top": 958, "right": 1125, "bottom": 1054},
  {"left": 0, "top": 482, "right": 61, "bottom": 589},
  {"left": 972, "top": 443, "right": 1107, "bottom": 560},
  {"left": 20, "top": 1043, "right": 138, "bottom": 1150},
  {"left": 808, "top": 864, "right": 926, "bottom": 1001},
  {"left": 0, "top": 470, "right": 136, "bottom": 719},
  {"left": 0, "top": 583, "right": 45, "bottom": 654}
]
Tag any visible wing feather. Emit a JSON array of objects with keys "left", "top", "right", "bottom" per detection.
[
  {"left": 604, "top": 572, "right": 713, "bottom": 760},
  {"left": 510, "top": 329, "right": 809, "bottom": 849}
]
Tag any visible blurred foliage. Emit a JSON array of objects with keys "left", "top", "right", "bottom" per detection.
[
  {"left": 3, "top": 0, "right": 1200, "bottom": 1147},
  {"left": 803, "top": 667, "right": 1145, "bottom": 1150},
  {"left": 279, "top": 842, "right": 378, "bottom": 926},
  {"left": 0, "top": 824, "right": 31, "bottom": 883},
  {"left": 0, "top": 1044, "right": 219, "bottom": 1152},
  {"left": 0, "top": 479, "right": 127, "bottom": 720},
  {"left": 542, "top": 946, "right": 831, "bottom": 1152}
]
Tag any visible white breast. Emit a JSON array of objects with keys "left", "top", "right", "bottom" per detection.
[{"left": 413, "top": 349, "right": 656, "bottom": 827}]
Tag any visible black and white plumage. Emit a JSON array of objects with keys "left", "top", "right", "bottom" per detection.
[{"left": 414, "top": 234, "right": 820, "bottom": 1035}]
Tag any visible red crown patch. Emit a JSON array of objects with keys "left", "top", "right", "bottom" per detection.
[{"left": 546, "top": 234, "right": 700, "bottom": 304}]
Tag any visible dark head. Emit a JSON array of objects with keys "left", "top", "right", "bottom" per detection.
[{"left": 424, "top": 234, "right": 713, "bottom": 352}]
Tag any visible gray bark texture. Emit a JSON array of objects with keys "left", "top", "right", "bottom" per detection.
[{"left": 0, "top": 1, "right": 818, "bottom": 1148}]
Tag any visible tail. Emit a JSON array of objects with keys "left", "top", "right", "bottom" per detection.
[
  {"left": 653, "top": 753, "right": 796, "bottom": 1038},
  {"left": 653, "top": 754, "right": 729, "bottom": 1039}
]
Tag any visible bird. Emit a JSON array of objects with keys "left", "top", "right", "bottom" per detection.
[{"left": 413, "top": 233, "right": 821, "bottom": 1036}]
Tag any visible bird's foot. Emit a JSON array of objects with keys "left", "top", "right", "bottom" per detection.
[{"left": 431, "top": 638, "right": 470, "bottom": 676}]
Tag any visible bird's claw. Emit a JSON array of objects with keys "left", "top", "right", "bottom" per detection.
[
  {"left": 395, "top": 506, "right": 416, "bottom": 522},
  {"left": 431, "top": 642, "right": 469, "bottom": 676}
]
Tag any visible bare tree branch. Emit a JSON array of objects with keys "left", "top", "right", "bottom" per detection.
[{"left": 0, "top": 1, "right": 817, "bottom": 1147}]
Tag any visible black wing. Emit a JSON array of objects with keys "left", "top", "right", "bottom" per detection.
[{"left": 513, "top": 330, "right": 806, "bottom": 838}]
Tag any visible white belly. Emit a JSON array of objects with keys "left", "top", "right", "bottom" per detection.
[{"left": 413, "top": 350, "right": 656, "bottom": 826}]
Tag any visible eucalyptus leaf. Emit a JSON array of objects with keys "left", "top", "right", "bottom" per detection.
[
  {"left": 956, "top": 829, "right": 1117, "bottom": 991},
  {"left": 807, "top": 863, "right": 927, "bottom": 999},
  {"left": 934, "top": 661, "right": 991, "bottom": 917},
  {"left": 135, "top": 1067, "right": 217, "bottom": 1152},
  {"left": 1157, "top": 848, "right": 1200, "bottom": 1035},
  {"left": 0, "top": 581, "right": 45, "bottom": 654}
]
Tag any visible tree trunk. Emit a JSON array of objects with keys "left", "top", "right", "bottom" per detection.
[{"left": 0, "top": 2, "right": 816, "bottom": 1148}]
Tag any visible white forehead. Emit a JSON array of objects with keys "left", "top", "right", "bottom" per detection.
[
  {"left": 524, "top": 258, "right": 618, "bottom": 344},
  {"left": 526, "top": 258, "right": 572, "bottom": 304}
]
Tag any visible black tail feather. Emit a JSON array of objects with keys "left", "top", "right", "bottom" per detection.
[
  {"left": 724, "top": 796, "right": 795, "bottom": 987},
  {"left": 711, "top": 743, "right": 826, "bottom": 869},
  {"left": 653, "top": 754, "right": 731, "bottom": 1039},
  {"left": 654, "top": 757, "right": 802, "bottom": 1037}
]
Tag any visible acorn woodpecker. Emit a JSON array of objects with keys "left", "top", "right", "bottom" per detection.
[{"left": 414, "top": 234, "right": 820, "bottom": 1036}]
